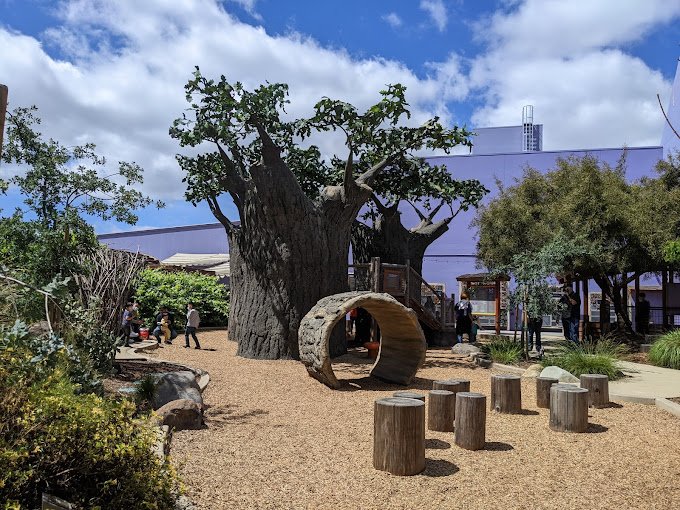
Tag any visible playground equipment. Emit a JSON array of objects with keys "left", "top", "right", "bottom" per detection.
[{"left": 298, "top": 291, "right": 426, "bottom": 389}]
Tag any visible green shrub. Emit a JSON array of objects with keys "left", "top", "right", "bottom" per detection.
[
  {"left": 540, "top": 339, "right": 625, "bottom": 380},
  {"left": 0, "top": 322, "right": 179, "bottom": 508},
  {"left": 134, "top": 269, "right": 229, "bottom": 328},
  {"left": 649, "top": 330, "right": 680, "bottom": 369},
  {"left": 481, "top": 336, "right": 523, "bottom": 364}
]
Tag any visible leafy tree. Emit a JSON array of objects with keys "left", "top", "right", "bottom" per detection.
[
  {"left": 1, "top": 106, "right": 163, "bottom": 286},
  {"left": 298, "top": 99, "right": 488, "bottom": 274},
  {"left": 170, "top": 68, "right": 462, "bottom": 359},
  {"left": 475, "top": 155, "right": 680, "bottom": 339}
]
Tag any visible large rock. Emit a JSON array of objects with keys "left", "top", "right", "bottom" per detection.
[
  {"left": 451, "top": 343, "right": 481, "bottom": 355},
  {"left": 522, "top": 364, "right": 544, "bottom": 379},
  {"left": 539, "top": 366, "right": 579, "bottom": 383},
  {"left": 153, "top": 371, "right": 203, "bottom": 409},
  {"left": 156, "top": 399, "right": 203, "bottom": 431}
]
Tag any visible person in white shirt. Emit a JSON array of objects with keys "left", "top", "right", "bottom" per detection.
[{"left": 185, "top": 302, "right": 201, "bottom": 349}]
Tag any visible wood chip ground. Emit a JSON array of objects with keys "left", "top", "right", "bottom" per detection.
[{"left": 157, "top": 331, "right": 680, "bottom": 510}]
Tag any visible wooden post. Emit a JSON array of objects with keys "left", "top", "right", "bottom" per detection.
[
  {"left": 428, "top": 390, "right": 455, "bottom": 432},
  {"left": 549, "top": 385, "right": 589, "bottom": 433},
  {"left": 490, "top": 374, "right": 521, "bottom": 413},
  {"left": 454, "top": 392, "right": 486, "bottom": 451},
  {"left": 495, "top": 279, "right": 501, "bottom": 335},
  {"left": 662, "top": 270, "right": 668, "bottom": 329},
  {"left": 0, "top": 84, "right": 7, "bottom": 162},
  {"left": 373, "top": 397, "right": 425, "bottom": 475},
  {"left": 536, "top": 377, "right": 558, "bottom": 409},
  {"left": 582, "top": 279, "right": 589, "bottom": 341},
  {"left": 634, "top": 275, "right": 640, "bottom": 333},
  {"left": 433, "top": 379, "right": 470, "bottom": 394},
  {"left": 393, "top": 391, "right": 425, "bottom": 402},
  {"left": 579, "top": 374, "right": 609, "bottom": 408}
]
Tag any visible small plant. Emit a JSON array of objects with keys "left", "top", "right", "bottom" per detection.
[
  {"left": 481, "top": 336, "right": 523, "bottom": 364},
  {"left": 649, "top": 330, "right": 680, "bottom": 369},
  {"left": 540, "top": 339, "right": 626, "bottom": 380},
  {"left": 135, "top": 374, "right": 157, "bottom": 409}
]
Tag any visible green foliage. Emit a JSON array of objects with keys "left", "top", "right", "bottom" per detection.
[
  {"left": 540, "top": 340, "right": 626, "bottom": 379},
  {"left": 135, "top": 374, "right": 158, "bottom": 407},
  {"left": 0, "top": 322, "right": 179, "bottom": 508},
  {"left": 481, "top": 336, "right": 523, "bottom": 364},
  {"left": 648, "top": 330, "right": 680, "bottom": 369},
  {"left": 134, "top": 269, "right": 229, "bottom": 327}
]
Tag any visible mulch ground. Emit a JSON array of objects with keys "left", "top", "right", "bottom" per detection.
[{"left": 157, "top": 330, "right": 680, "bottom": 510}]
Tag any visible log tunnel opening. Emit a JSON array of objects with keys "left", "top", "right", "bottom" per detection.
[{"left": 298, "top": 291, "right": 427, "bottom": 389}]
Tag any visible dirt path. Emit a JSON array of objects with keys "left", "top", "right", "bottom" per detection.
[{"left": 158, "top": 330, "right": 680, "bottom": 510}]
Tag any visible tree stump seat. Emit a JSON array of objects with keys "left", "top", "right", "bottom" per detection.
[
  {"left": 536, "top": 377, "right": 559, "bottom": 409},
  {"left": 549, "top": 385, "right": 589, "bottom": 433},
  {"left": 373, "top": 397, "right": 425, "bottom": 475},
  {"left": 454, "top": 392, "right": 486, "bottom": 451},
  {"left": 490, "top": 374, "right": 522, "bottom": 413},
  {"left": 579, "top": 374, "right": 609, "bottom": 407},
  {"left": 428, "top": 390, "right": 455, "bottom": 432},
  {"left": 393, "top": 391, "right": 425, "bottom": 401}
]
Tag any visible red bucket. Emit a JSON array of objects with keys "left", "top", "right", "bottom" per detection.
[{"left": 139, "top": 328, "right": 149, "bottom": 340}]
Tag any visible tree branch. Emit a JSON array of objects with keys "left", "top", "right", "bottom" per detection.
[
  {"left": 426, "top": 199, "right": 447, "bottom": 222},
  {"left": 370, "top": 193, "right": 389, "bottom": 214},
  {"left": 206, "top": 195, "right": 237, "bottom": 233},
  {"left": 356, "top": 158, "right": 390, "bottom": 187},
  {"left": 658, "top": 93, "right": 680, "bottom": 141},
  {"left": 343, "top": 148, "right": 354, "bottom": 198},
  {"left": 406, "top": 199, "right": 427, "bottom": 222}
]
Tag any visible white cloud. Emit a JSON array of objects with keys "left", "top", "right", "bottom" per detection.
[
  {"left": 448, "top": 0, "right": 680, "bottom": 149},
  {"left": 0, "top": 0, "right": 459, "bottom": 201},
  {"left": 382, "top": 12, "right": 403, "bottom": 29},
  {"left": 420, "top": 0, "right": 448, "bottom": 32}
]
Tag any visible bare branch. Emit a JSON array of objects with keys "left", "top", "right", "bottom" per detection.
[
  {"left": 658, "top": 93, "right": 680, "bottom": 141},
  {"left": 356, "top": 158, "right": 389, "bottom": 187},
  {"left": 343, "top": 148, "right": 354, "bottom": 198},
  {"left": 371, "top": 193, "right": 390, "bottom": 214},
  {"left": 426, "top": 199, "right": 447, "bottom": 222},
  {"left": 406, "top": 199, "right": 427, "bottom": 222}
]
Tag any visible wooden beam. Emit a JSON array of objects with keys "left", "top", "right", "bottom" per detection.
[
  {"left": 0, "top": 84, "right": 7, "bottom": 162},
  {"left": 494, "top": 279, "right": 501, "bottom": 335}
]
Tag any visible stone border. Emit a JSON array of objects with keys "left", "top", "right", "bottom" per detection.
[
  {"left": 609, "top": 393, "right": 656, "bottom": 405},
  {"left": 489, "top": 362, "right": 526, "bottom": 375},
  {"left": 655, "top": 397, "right": 680, "bottom": 418}
]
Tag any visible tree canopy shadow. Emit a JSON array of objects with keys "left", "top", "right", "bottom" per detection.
[
  {"left": 586, "top": 423, "right": 609, "bottom": 433},
  {"left": 203, "top": 404, "right": 269, "bottom": 426},
  {"left": 519, "top": 409, "right": 540, "bottom": 416},
  {"left": 421, "top": 459, "right": 459, "bottom": 477},
  {"left": 336, "top": 375, "right": 438, "bottom": 392}
]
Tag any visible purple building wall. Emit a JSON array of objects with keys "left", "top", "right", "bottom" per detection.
[{"left": 98, "top": 145, "right": 664, "bottom": 298}]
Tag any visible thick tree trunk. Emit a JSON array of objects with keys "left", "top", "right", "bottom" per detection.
[
  {"left": 351, "top": 205, "right": 451, "bottom": 275},
  {"left": 594, "top": 275, "right": 636, "bottom": 341}
]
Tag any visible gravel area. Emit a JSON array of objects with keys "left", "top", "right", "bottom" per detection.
[{"left": 158, "top": 330, "right": 680, "bottom": 510}]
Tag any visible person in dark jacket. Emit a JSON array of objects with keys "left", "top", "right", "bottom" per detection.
[
  {"left": 455, "top": 292, "right": 473, "bottom": 343},
  {"left": 636, "top": 292, "right": 651, "bottom": 336}
]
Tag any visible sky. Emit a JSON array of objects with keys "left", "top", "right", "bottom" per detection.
[{"left": 1, "top": 0, "right": 680, "bottom": 233}]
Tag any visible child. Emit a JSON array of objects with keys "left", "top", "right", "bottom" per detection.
[
  {"left": 470, "top": 315, "right": 480, "bottom": 344},
  {"left": 121, "top": 303, "right": 134, "bottom": 347},
  {"left": 160, "top": 312, "right": 172, "bottom": 343}
]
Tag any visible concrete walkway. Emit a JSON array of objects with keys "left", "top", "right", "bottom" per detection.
[{"left": 610, "top": 360, "right": 680, "bottom": 402}]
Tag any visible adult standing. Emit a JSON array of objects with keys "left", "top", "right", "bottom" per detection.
[
  {"left": 455, "top": 291, "right": 473, "bottom": 343},
  {"left": 559, "top": 286, "right": 580, "bottom": 343},
  {"left": 185, "top": 302, "right": 201, "bottom": 349},
  {"left": 121, "top": 302, "right": 134, "bottom": 347},
  {"left": 636, "top": 292, "right": 651, "bottom": 336}
]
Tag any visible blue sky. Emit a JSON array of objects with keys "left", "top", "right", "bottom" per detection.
[{"left": 1, "top": 0, "right": 680, "bottom": 233}]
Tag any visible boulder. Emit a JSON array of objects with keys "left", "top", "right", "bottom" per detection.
[
  {"left": 156, "top": 399, "right": 203, "bottom": 431},
  {"left": 521, "top": 364, "right": 544, "bottom": 379},
  {"left": 476, "top": 357, "right": 493, "bottom": 368},
  {"left": 539, "top": 366, "right": 579, "bottom": 383},
  {"left": 153, "top": 371, "right": 203, "bottom": 410},
  {"left": 451, "top": 343, "right": 481, "bottom": 355}
]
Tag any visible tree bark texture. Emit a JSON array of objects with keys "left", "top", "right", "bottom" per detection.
[
  {"left": 351, "top": 203, "right": 452, "bottom": 275},
  {"left": 373, "top": 397, "right": 426, "bottom": 476},
  {"left": 579, "top": 374, "right": 609, "bottom": 408},
  {"left": 215, "top": 133, "right": 385, "bottom": 360},
  {"left": 536, "top": 377, "right": 559, "bottom": 409},
  {"left": 594, "top": 274, "right": 637, "bottom": 341},
  {"left": 490, "top": 375, "right": 522, "bottom": 414},
  {"left": 428, "top": 390, "right": 455, "bottom": 432},
  {"left": 549, "top": 385, "right": 589, "bottom": 433},
  {"left": 454, "top": 392, "right": 486, "bottom": 451}
]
